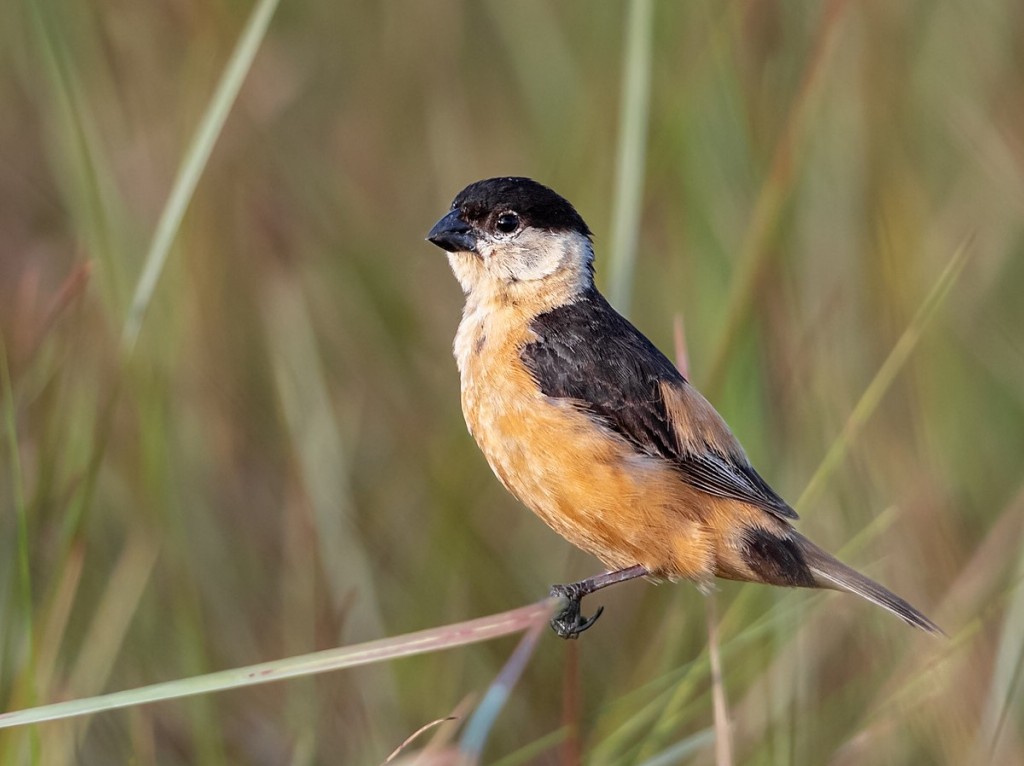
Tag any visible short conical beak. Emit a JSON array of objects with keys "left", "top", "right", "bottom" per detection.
[{"left": 426, "top": 209, "right": 478, "bottom": 253}]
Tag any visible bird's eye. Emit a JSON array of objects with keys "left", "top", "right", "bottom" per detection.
[{"left": 495, "top": 212, "right": 519, "bottom": 234}]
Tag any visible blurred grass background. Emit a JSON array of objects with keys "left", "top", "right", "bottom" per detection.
[{"left": 2, "top": 0, "right": 1024, "bottom": 763}]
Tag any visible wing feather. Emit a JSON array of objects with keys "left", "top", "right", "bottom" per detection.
[{"left": 521, "top": 289, "right": 798, "bottom": 522}]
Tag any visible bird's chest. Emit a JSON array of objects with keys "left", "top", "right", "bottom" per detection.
[
  {"left": 453, "top": 304, "right": 577, "bottom": 502},
  {"left": 452, "top": 303, "right": 620, "bottom": 521},
  {"left": 454, "top": 305, "right": 540, "bottom": 465}
]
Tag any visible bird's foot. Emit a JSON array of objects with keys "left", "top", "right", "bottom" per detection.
[{"left": 549, "top": 583, "right": 604, "bottom": 639}]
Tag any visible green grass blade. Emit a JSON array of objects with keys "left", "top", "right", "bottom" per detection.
[
  {"left": 702, "top": 0, "right": 849, "bottom": 397},
  {"left": 489, "top": 728, "right": 568, "bottom": 766},
  {"left": 1, "top": 338, "right": 35, "bottom": 704},
  {"left": 795, "top": 235, "right": 973, "bottom": 513},
  {"left": 977, "top": 544, "right": 1024, "bottom": 760},
  {"left": 25, "top": 1, "right": 125, "bottom": 315},
  {"left": 634, "top": 727, "right": 715, "bottom": 766},
  {"left": 120, "top": 0, "right": 281, "bottom": 354},
  {"left": 266, "top": 281, "right": 387, "bottom": 641},
  {"left": 0, "top": 338, "right": 39, "bottom": 762},
  {"left": 607, "top": 0, "right": 654, "bottom": 314}
]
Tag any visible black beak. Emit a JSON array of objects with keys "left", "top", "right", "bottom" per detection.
[{"left": 427, "top": 209, "right": 478, "bottom": 253}]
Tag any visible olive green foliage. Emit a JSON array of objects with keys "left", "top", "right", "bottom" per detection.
[{"left": 1, "top": 0, "right": 1023, "bottom": 763}]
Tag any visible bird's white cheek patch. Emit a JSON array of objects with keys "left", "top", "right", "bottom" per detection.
[{"left": 484, "top": 230, "right": 589, "bottom": 284}]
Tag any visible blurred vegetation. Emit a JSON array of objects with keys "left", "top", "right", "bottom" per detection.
[{"left": 2, "top": 0, "right": 1024, "bottom": 763}]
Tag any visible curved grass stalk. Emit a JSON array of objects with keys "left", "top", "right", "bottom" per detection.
[{"left": 0, "top": 600, "right": 557, "bottom": 730}]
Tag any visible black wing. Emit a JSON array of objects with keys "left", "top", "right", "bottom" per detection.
[{"left": 521, "top": 289, "right": 798, "bottom": 522}]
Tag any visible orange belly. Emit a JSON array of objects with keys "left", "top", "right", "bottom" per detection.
[{"left": 461, "top": 343, "right": 717, "bottom": 581}]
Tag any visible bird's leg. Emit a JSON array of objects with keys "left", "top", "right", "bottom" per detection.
[{"left": 549, "top": 565, "right": 648, "bottom": 639}]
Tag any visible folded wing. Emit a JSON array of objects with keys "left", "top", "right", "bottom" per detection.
[{"left": 521, "top": 288, "right": 798, "bottom": 523}]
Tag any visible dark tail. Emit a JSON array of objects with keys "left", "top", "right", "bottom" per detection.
[{"left": 793, "top": 533, "right": 944, "bottom": 636}]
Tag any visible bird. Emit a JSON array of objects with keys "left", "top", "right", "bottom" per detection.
[{"left": 426, "top": 176, "right": 942, "bottom": 639}]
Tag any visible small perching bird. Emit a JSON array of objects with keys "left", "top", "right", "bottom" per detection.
[{"left": 427, "top": 176, "right": 941, "bottom": 639}]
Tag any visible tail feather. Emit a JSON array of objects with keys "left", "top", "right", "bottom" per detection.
[{"left": 793, "top": 533, "right": 944, "bottom": 636}]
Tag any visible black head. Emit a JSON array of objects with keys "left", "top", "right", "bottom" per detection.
[
  {"left": 427, "top": 177, "right": 591, "bottom": 253},
  {"left": 452, "top": 177, "right": 592, "bottom": 237}
]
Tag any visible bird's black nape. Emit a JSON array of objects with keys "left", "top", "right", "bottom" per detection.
[{"left": 451, "top": 177, "right": 592, "bottom": 238}]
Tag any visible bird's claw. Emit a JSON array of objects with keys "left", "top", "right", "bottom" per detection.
[{"left": 550, "top": 585, "right": 605, "bottom": 639}]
